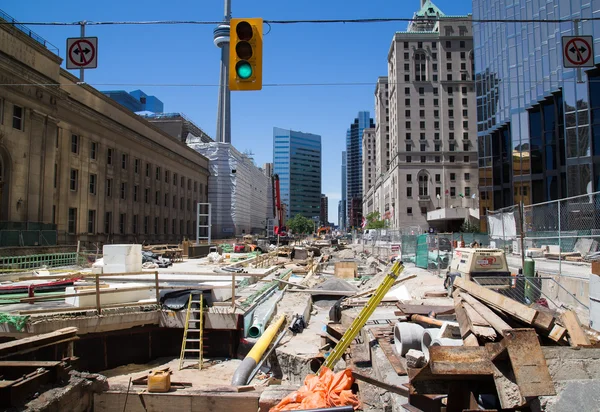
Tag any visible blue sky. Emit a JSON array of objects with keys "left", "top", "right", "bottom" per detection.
[{"left": 4, "top": 0, "right": 472, "bottom": 224}]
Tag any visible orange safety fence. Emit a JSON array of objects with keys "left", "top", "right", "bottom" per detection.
[{"left": 269, "top": 367, "right": 361, "bottom": 411}]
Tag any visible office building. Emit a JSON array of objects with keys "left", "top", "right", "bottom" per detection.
[
  {"left": 273, "top": 127, "right": 322, "bottom": 221},
  {"left": 320, "top": 194, "right": 328, "bottom": 226},
  {"left": 474, "top": 0, "right": 600, "bottom": 229},
  {"left": 0, "top": 14, "right": 209, "bottom": 246},
  {"left": 340, "top": 151, "right": 347, "bottom": 230},
  {"left": 382, "top": 0, "right": 479, "bottom": 231},
  {"left": 102, "top": 90, "right": 164, "bottom": 113},
  {"left": 346, "top": 111, "right": 375, "bottom": 229},
  {"left": 362, "top": 128, "right": 376, "bottom": 216}
]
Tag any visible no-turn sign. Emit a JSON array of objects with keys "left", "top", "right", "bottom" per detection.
[
  {"left": 66, "top": 37, "right": 98, "bottom": 70},
  {"left": 562, "top": 35, "right": 594, "bottom": 68}
]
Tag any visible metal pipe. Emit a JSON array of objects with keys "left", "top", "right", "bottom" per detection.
[
  {"left": 232, "top": 314, "right": 286, "bottom": 386},
  {"left": 247, "top": 328, "right": 288, "bottom": 384},
  {"left": 248, "top": 289, "right": 285, "bottom": 338}
]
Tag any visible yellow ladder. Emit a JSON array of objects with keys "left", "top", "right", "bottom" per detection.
[
  {"left": 319, "top": 261, "right": 405, "bottom": 373},
  {"left": 178, "top": 293, "right": 204, "bottom": 370}
]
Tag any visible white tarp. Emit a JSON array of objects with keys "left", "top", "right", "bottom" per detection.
[{"left": 487, "top": 211, "right": 517, "bottom": 240}]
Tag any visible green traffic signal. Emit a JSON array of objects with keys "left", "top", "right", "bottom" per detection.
[{"left": 236, "top": 61, "right": 253, "bottom": 79}]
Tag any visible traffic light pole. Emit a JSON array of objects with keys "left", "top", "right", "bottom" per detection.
[{"left": 215, "top": 0, "right": 232, "bottom": 144}]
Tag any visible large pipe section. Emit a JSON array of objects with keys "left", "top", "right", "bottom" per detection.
[
  {"left": 248, "top": 289, "right": 285, "bottom": 338},
  {"left": 393, "top": 322, "right": 424, "bottom": 356},
  {"left": 232, "top": 314, "right": 286, "bottom": 386}
]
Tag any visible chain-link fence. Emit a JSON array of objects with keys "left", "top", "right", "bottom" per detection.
[{"left": 488, "top": 191, "right": 600, "bottom": 273}]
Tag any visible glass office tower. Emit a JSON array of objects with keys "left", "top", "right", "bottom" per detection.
[
  {"left": 273, "top": 127, "right": 322, "bottom": 221},
  {"left": 474, "top": 0, "right": 600, "bottom": 221}
]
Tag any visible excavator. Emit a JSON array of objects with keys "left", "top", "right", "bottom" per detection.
[{"left": 317, "top": 226, "right": 331, "bottom": 238}]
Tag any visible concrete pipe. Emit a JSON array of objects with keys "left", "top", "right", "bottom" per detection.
[
  {"left": 431, "top": 337, "right": 464, "bottom": 349},
  {"left": 421, "top": 328, "right": 441, "bottom": 361},
  {"left": 394, "top": 322, "right": 425, "bottom": 356},
  {"left": 248, "top": 289, "right": 284, "bottom": 338}
]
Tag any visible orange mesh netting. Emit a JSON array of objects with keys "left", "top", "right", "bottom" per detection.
[{"left": 270, "top": 367, "right": 361, "bottom": 411}]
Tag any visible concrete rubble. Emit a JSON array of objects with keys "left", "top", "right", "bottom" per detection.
[{"left": 1, "top": 238, "right": 600, "bottom": 411}]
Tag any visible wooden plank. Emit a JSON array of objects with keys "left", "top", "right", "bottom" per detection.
[
  {"left": 562, "top": 310, "right": 591, "bottom": 347},
  {"left": 453, "top": 278, "right": 542, "bottom": 326},
  {"left": 396, "top": 304, "right": 454, "bottom": 316},
  {"left": 459, "top": 292, "right": 512, "bottom": 334},
  {"left": 287, "top": 289, "right": 354, "bottom": 296},
  {"left": 0, "top": 327, "right": 77, "bottom": 359},
  {"left": 502, "top": 329, "right": 556, "bottom": 397},
  {"left": 548, "top": 324, "right": 568, "bottom": 343},
  {"left": 351, "top": 370, "right": 409, "bottom": 397},
  {"left": 462, "top": 302, "right": 497, "bottom": 341},
  {"left": 453, "top": 292, "right": 479, "bottom": 346},
  {"left": 485, "top": 344, "right": 526, "bottom": 410}
]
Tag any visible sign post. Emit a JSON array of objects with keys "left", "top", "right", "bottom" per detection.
[
  {"left": 66, "top": 32, "right": 98, "bottom": 80},
  {"left": 562, "top": 22, "right": 594, "bottom": 84}
]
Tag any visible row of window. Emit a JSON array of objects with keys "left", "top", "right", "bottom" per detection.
[
  {"left": 403, "top": 120, "right": 469, "bottom": 130},
  {"left": 68, "top": 135, "right": 200, "bottom": 192},
  {"left": 404, "top": 155, "right": 471, "bottom": 163},
  {"left": 403, "top": 40, "right": 467, "bottom": 50},
  {"left": 406, "top": 172, "right": 471, "bottom": 182},
  {"left": 405, "top": 86, "right": 471, "bottom": 96},
  {"left": 404, "top": 109, "right": 469, "bottom": 118},
  {"left": 406, "top": 142, "right": 470, "bottom": 151},
  {"left": 405, "top": 132, "right": 470, "bottom": 140},
  {"left": 405, "top": 97, "right": 469, "bottom": 107},
  {"left": 67, "top": 208, "right": 197, "bottom": 235},
  {"left": 402, "top": 72, "right": 471, "bottom": 82},
  {"left": 405, "top": 186, "right": 472, "bottom": 198}
]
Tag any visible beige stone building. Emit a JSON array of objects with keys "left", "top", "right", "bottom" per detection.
[
  {"left": 0, "top": 19, "right": 209, "bottom": 246},
  {"left": 364, "top": 0, "right": 479, "bottom": 232},
  {"left": 361, "top": 127, "right": 376, "bottom": 217}
]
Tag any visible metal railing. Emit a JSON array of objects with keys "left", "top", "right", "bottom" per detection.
[
  {"left": 0, "top": 10, "right": 60, "bottom": 55},
  {"left": 0, "top": 253, "right": 79, "bottom": 273}
]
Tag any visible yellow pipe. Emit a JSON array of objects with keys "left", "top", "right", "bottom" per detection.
[{"left": 232, "top": 314, "right": 286, "bottom": 385}]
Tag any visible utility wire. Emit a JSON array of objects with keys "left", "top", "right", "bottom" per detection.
[{"left": 0, "top": 17, "right": 597, "bottom": 26}]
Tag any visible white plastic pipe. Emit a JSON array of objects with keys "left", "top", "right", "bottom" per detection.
[
  {"left": 421, "top": 328, "right": 441, "bottom": 360},
  {"left": 248, "top": 289, "right": 284, "bottom": 338},
  {"left": 394, "top": 322, "right": 425, "bottom": 356}
]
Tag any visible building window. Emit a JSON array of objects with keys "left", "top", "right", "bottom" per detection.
[
  {"left": 156, "top": 166, "right": 161, "bottom": 180},
  {"left": 449, "top": 121, "right": 455, "bottom": 130},
  {"left": 450, "top": 132, "right": 455, "bottom": 140},
  {"left": 464, "top": 156, "right": 470, "bottom": 163},
  {"left": 447, "top": 74, "right": 453, "bottom": 81},
  {"left": 420, "top": 143, "right": 426, "bottom": 151},
  {"left": 404, "top": 63, "right": 410, "bottom": 71},
  {"left": 88, "top": 210, "right": 96, "bottom": 234},
  {"left": 421, "top": 207, "right": 427, "bottom": 214},
  {"left": 71, "top": 134, "right": 79, "bottom": 154},
  {"left": 450, "top": 187, "right": 456, "bottom": 197},
  {"left": 450, "top": 156, "right": 455, "bottom": 163},
  {"left": 420, "top": 121, "right": 426, "bottom": 129},
  {"left": 133, "top": 215, "right": 138, "bottom": 234},
  {"left": 465, "top": 187, "right": 471, "bottom": 196},
  {"left": 462, "top": 87, "right": 467, "bottom": 94},
  {"left": 145, "top": 188, "right": 149, "bottom": 204},
  {"left": 463, "top": 121, "right": 469, "bottom": 129},
  {"left": 164, "top": 219, "right": 168, "bottom": 234},
  {"left": 154, "top": 217, "right": 159, "bottom": 234},
  {"left": 181, "top": 177, "right": 185, "bottom": 188},
  {"left": 405, "top": 98, "right": 411, "bottom": 105},
  {"left": 12, "top": 105, "right": 23, "bottom": 130},
  {"left": 180, "top": 197, "right": 184, "bottom": 210},
  {"left": 406, "top": 132, "right": 412, "bottom": 140},
  {"left": 165, "top": 170, "right": 170, "bottom": 183},
  {"left": 52, "top": 205, "right": 56, "bottom": 225},
  {"left": 405, "top": 74, "right": 410, "bottom": 82},
  {"left": 463, "top": 142, "right": 469, "bottom": 151},
  {"left": 165, "top": 193, "right": 168, "bottom": 207},
  {"left": 404, "top": 52, "right": 409, "bottom": 59},
  {"left": 461, "top": 62, "right": 466, "bottom": 71},
  {"left": 134, "top": 185, "right": 139, "bottom": 202},
  {"left": 107, "top": 148, "right": 113, "bottom": 165},
  {"left": 460, "top": 41, "right": 465, "bottom": 48},
  {"left": 448, "top": 86, "right": 454, "bottom": 95},
  {"left": 435, "top": 156, "right": 440, "bottom": 163},
  {"left": 70, "top": 169, "right": 78, "bottom": 191},
  {"left": 146, "top": 163, "right": 151, "bottom": 177},
  {"left": 419, "top": 98, "right": 425, "bottom": 107},
  {"left": 432, "top": 52, "right": 437, "bottom": 60},
  {"left": 106, "top": 179, "right": 113, "bottom": 197},
  {"left": 433, "top": 98, "right": 439, "bottom": 106},
  {"left": 406, "top": 156, "right": 411, "bottom": 163},
  {"left": 461, "top": 73, "right": 468, "bottom": 81},
  {"left": 405, "top": 87, "right": 410, "bottom": 95},
  {"left": 436, "top": 187, "right": 441, "bottom": 197},
  {"left": 120, "top": 182, "right": 127, "bottom": 200},
  {"left": 432, "top": 42, "right": 437, "bottom": 49},
  {"left": 450, "top": 143, "right": 455, "bottom": 151},
  {"left": 407, "top": 207, "right": 413, "bottom": 215},
  {"left": 407, "top": 174, "right": 412, "bottom": 182},
  {"left": 420, "top": 110, "right": 426, "bottom": 118},
  {"left": 89, "top": 174, "right": 97, "bottom": 195},
  {"left": 68, "top": 208, "right": 77, "bottom": 234},
  {"left": 134, "top": 158, "right": 140, "bottom": 174},
  {"left": 434, "top": 110, "right": 439, "bottom": 118},
  {"left": 90, "top": 142, "right": 97, "bottom": 159},
  {"left": 415, "top": 52, "right": 427, "bottom": 81},
  {"left": 405, "top": 109, "right": 411, "bottom": 117},
  {"left": 406, "top": 121, "right": 411, "bottom": 129},
  {"left": 435, "top": 174, "right": 441, "bottom": 183},
  {"left": 421, "top": 156, "right": 426, "bottom": 163},
  {"left": 433, "top": 88, "right": 438, "bottom": 96},
  {"left": 450, "top": 173, "right": 456, "bottom": 181},
  {"left": 419, "top": 87, "right": 424, "bottom": 95},
  {"left": 172, "top": 219, "right": 176, "bottom": 234},
  {"left": 447, "top": 62, "right": 452, "bottom": 71},
  {"left": 144, "top": 216, "right": 149, "bottom": 235},
  {"left": 434, "top": 121, "right": 439, "bottom": 129},
  {"left": 105, "top": 212, "right": 112, "bottom": 234},
  {"left": 418, "top": 173, "right": 428, "bottom": 196},
  {"left": 119, "top": 213, "right": 126, "bottom": 234},
  {"left": 404, "top": 41, "right": 409, "bottom": 49},
  {"left": 173, "top": 173, "right": 178, "bottom": 185},
  {"left": 432, "top": 63, "right": 438, "bottom": 72},
  {"left": 462, "top": 109, "right": 468, "bottom": 117},
  {"left": 434, "top": 133, "right": 440, "bottom": 140},
  {"left": 173, "top": 195, "right": 177, "bottom": 208},
  {"left": 406, "top": 144, "right": 411, "bottom": 152},
  {"left": 194, "top": 181, "right": 198, "bottom": 192},
  {"left": 448, "top": 109, "right": 454, "bottom": 118},
  {"left": 54, "top": 164, "right": 58, "bottom": 188},
  {"left": 465, "top": 173, "right": 470, "bottom": 181},
  {"left": 435, "top": 144, "right": 440, "bottom": 151}
]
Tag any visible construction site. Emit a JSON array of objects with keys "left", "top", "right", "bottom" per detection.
[{"left": 0, "top": 234, "right": 599, "bottom": 412}]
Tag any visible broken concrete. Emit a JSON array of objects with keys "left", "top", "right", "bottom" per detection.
[{"left": 405, "top": 349, "right": 426, "bottom": 368}]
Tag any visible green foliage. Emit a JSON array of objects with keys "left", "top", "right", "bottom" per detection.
[
  {"left": 365, "top": 211, "right": 386, "bottom": 229},
  {"left": 460, "top": 219, "right": 480, "bottom": 233},
  {"left": 286, "top": 214, "right": 314, "bottom": 234}
]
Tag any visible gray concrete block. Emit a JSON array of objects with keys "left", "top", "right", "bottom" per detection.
[{"left": 405, "top": 349, "right": 426, "bottom": 368}]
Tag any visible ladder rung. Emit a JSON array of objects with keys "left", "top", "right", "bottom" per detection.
[
  {"left": 186, "top": 329, "right": 201, "bottom": 332},
  {"left": 190, "top": 310, "right": 203, "bottom": 313},
  {"left": 185, "top": 339, "right": 202, "bottom": 342},
  {"left": 190, "top": 301, "right": 203, "bottom": 304},
  {"left": 184, "top": 349, "right": 203, "bottom": 352}
]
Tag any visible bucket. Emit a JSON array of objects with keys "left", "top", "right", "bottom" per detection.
[{"left": 147, "top": 370, "right": 171, "bottom": 393}]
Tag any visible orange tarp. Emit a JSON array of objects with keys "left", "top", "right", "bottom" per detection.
[{"left": 270, "top": 367, "right": 360, "bottom": 411}]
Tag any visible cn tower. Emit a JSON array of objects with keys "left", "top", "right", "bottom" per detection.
[{"left": 213, "top": 0, "right": 232, "bottom": 143}]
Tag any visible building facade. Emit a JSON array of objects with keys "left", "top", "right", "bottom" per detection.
[
  {"left": 273, "top": 127, "right": 322, "bottom": 221},
  {"left": 474, "top": 0, "right": 600, "bottom": 229},
  {"left": 383, "top": 0, "right": 479, "bottom": 231},
  {"left": 320, "top": 194, "right": 328, "bottom": 226},
  {"left": 101, "top": 90, "right": 164, "bottom": 113},
  {"left": 362, "top": 128, "right": 376, "bottom": 217},
  {"left": 346, "top": 111, "right": 375, "bottom": 229},
  {"left": 140, "top": 112, "right": 213, "bottom": 144},
  {"left": 0, "top": 17, "right": 209, "bottom": 247},
  {"left": 340, "top": 151, "right": 347, "bottom": 230}
]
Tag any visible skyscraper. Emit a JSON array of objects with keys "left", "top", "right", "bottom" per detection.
[
  {"left": 320, "top": 194, "right": 328, "bottom": 226},
  {"left": 340, "top": 151, "right": 347, "bottom": 230},
  {"left": 273, "top": 127, "right": 322, "bottom": 221},
  {"left": 474, "top": 0, "right": 600, "bottom": 227},
  {"left": 346, "top": 111, "right": 375, "bottom": 229}
]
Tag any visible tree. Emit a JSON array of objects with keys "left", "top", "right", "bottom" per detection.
[
  {"left": 460, "top": 219, "right": 480, "bottom": 233},
  {"left": 286, "top": 214, "right": 313, "bottom": 234},
  {"left": 365, "top": 211, "right": 386, "bottom": 230}
]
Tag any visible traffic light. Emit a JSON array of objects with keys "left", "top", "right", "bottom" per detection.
[{"left": 229, "top": 18, "right": 263, "bottom": 91}]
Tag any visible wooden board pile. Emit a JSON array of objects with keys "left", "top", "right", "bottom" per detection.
[{"left": 406, "top": 277, "right": 596, "bottom": 412}]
